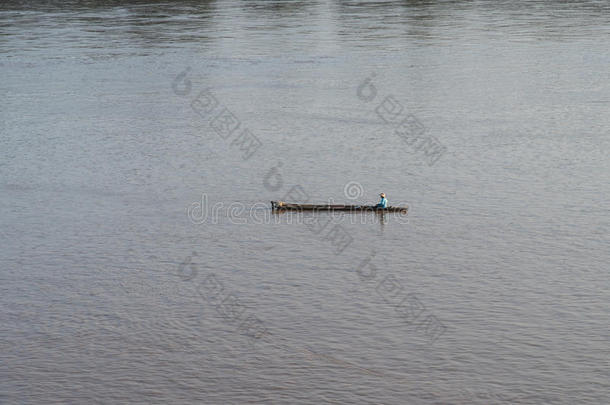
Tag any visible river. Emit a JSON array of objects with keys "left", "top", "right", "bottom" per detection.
[{"left": 1, "top": 1, "right": 609, "bottom": 403}]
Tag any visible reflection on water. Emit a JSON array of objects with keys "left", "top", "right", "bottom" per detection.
[{"left": 1, "top": 0, "right": 609, "bottom": 404}]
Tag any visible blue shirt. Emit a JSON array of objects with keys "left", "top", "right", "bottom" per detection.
[{"left": 377, "top": 197, "right": 387, "bottom": 208}]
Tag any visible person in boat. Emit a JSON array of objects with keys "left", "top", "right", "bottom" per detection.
[{"left": 376, "top": 193, "right": 387, "bottom": 208}]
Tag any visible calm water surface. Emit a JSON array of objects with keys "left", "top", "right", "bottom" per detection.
[{"left": 1, "top": 1, "right": 609, "bottom": 403}]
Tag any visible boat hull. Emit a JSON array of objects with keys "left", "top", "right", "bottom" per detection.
[{"left": 271, "top": 201, "right": 407, "bottom": 213}]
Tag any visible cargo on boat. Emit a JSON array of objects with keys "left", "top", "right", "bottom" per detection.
[{"left": 270, "top": 201, "right": 408, "bottom": 213}]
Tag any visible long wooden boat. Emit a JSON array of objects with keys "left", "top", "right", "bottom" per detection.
[{"left": 271, "top": 201, "right": 407, "bottom": 213}]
